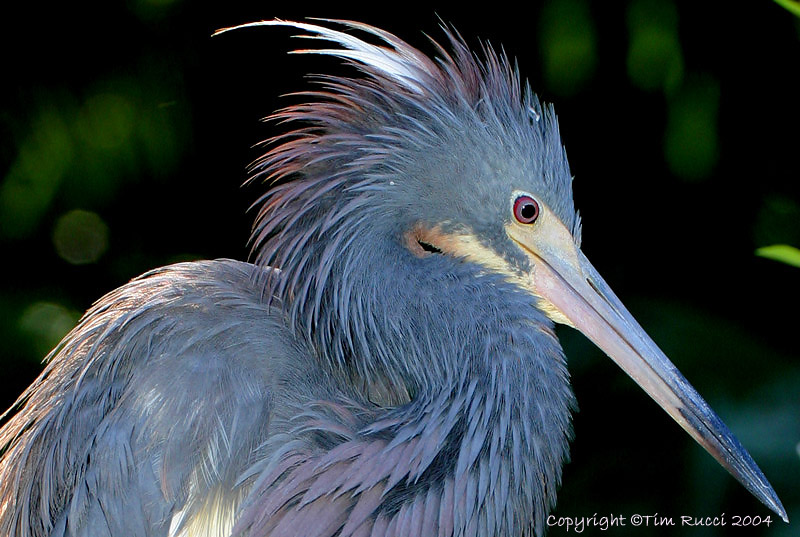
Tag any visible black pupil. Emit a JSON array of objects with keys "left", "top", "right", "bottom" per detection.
[{"left": 520, "top": 203, "right": 537, "bottom": 220}]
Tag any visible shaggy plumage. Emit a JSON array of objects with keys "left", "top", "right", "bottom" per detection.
[
  {"left": 1, "top": 19, "right": 582, "bottom": 537},
  {"left": 234, "top": 20, "right": 578, "bottom": 536}
]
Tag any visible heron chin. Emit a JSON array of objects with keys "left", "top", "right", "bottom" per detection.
[{"left": 0, "top": 19, "right": 787, "bottom": 537}]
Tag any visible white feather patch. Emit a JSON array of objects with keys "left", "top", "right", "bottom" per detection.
[
  {"left": 214, "top": 19, "right": 437, "bottom": 94},
  {"left": 168, "top": 487, "right": 239, "bottom": 537}
]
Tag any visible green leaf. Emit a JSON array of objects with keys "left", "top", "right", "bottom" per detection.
[
  {"left": 755, "top": 244, "right": 800, "bottom": 268},
  {"left": 775, "top": 0, "right": 800, "bottom": 18}
]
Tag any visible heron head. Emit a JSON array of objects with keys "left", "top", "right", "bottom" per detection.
[{"left": 215, "top": 19, "right": 785, "bottom": 521}]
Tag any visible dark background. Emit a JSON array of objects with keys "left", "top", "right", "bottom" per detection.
[{"left": 1, "top": 1, "right": 798, "bottom": 535}]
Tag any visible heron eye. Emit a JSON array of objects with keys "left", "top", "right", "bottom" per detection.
[{"left": 513, "top": 195, "right": 540, "bottom": 224}]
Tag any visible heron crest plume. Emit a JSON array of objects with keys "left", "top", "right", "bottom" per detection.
[{"left": 222, "top": 18, "right": 582, "bottom": 357}]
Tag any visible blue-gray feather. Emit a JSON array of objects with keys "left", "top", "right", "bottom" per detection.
[
  {"left": 0, "top": 261, "right": 304, "bottom": 536},
  {"left": 1, "top": 19, "right": 580, "bottom": 537}
]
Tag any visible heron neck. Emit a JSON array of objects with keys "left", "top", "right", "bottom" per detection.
[
  {"left": 265, "top": 231, "right": 575, "bottom": 534},
  {"left": 334, "top": 246, "right": 575, "bottom": 534}
]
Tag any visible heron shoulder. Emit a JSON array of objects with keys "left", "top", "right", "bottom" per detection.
[{"left": 0, "top": 259, "right": 314, "bottom": 537}]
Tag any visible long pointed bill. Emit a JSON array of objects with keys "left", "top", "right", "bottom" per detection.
[{"left": 507, "top": 207, "right": 787, "bottom": 522}]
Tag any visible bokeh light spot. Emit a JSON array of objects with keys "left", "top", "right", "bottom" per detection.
[
  {"left": 52, "top": 209, "right": 110, "bottom": 265},
  {"left": 18, "top": 301, "right": 81, "bottom": 358}
]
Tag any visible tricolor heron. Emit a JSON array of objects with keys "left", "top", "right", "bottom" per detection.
[{"left": 0, "top": 19, "right": 787, "bottom": 537}]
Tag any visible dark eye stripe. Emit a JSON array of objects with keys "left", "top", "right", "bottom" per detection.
[{"left": 513, "top": 195, "right": 540, "bottom": 224}]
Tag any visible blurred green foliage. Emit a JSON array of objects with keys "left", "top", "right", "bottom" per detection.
[
  {"left": 539, "top": 0, "right": 598, "bottom": 96},
  {"left": 626, "top": 0, "right": 684, "bottom": 93},
  {"left": 0, "top": 81, "right": 186, "bottom": 240},
  {"left": 18, "top": 302, "right": 81, "bottom": 360},
  {"left": 0, "top": 104, "right": 73, "bottom": 239},
  {"left": 756, "top": 244, "right": 800, "bottom": 268},
  {"left": 775, "top": 0, "right": 800, "bottom": 18},
  {"left": 755, "top": 195, "right": 800, "bottom": 247},
  {"left": 0, "top": 1, "right": 798, "bottom": 535},
  {"left": 663, "top": 76, "right": 719, "bottom": 181}
]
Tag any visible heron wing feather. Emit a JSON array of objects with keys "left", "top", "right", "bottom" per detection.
[{"left": 0, "top": 260, "right": 301, "bottom": 537}]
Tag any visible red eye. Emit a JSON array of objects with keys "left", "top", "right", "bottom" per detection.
[{"left": 513, "top": 195, "right": 540, "bottom": 224}]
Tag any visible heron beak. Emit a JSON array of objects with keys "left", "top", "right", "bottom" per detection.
[{"left": 507, "top": 207, "right": 788, "bottom": 522}]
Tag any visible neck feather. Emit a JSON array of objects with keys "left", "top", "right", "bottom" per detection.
[{"left": 252, "top": 223, "right": 574, "bottom": 535}]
